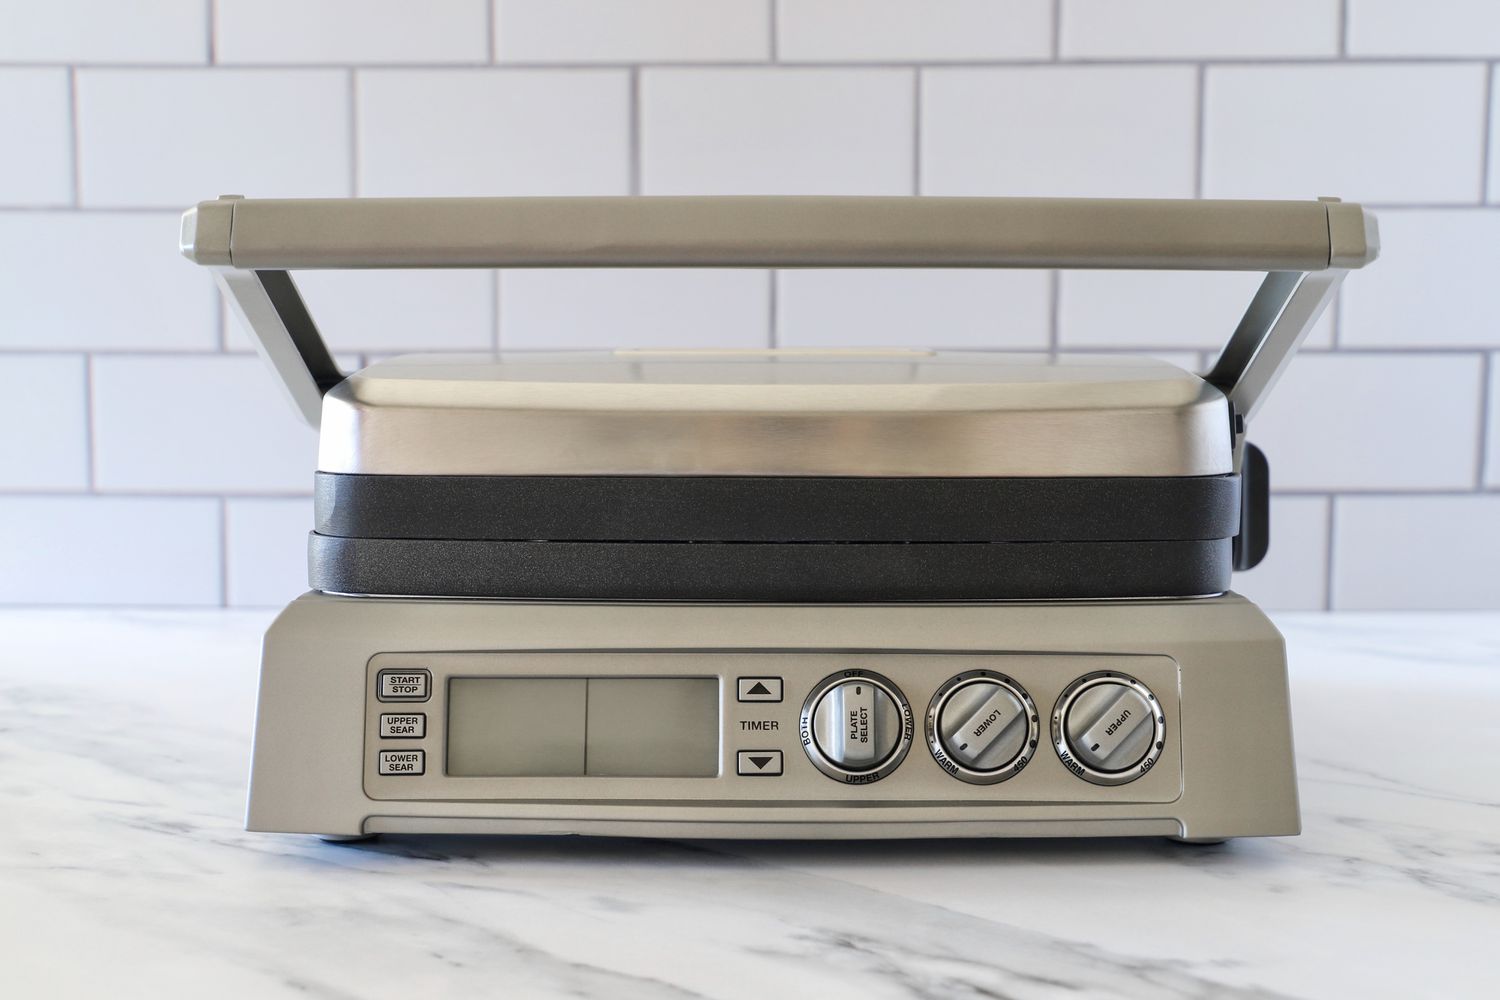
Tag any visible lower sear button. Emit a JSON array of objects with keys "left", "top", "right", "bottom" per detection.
[{"left": 377, "top": 749, "right": 425, "bottom": 776}]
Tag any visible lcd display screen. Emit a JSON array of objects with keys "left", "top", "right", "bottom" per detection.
[{"left": 446, "top": 677, "right": 719, "bottom": 777}]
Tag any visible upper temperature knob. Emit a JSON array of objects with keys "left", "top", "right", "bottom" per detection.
[
  {"left": 1052, "top": 672, "right": 1165, "bottom": 785},
  {"left": 800, "top": 671, "right": 913, "bottom": 783}
]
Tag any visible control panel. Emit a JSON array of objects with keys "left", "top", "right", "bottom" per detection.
[{"left": 362, "top": 651, "right": 1180, "bottom": 804}]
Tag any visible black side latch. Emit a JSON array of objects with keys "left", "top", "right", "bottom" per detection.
[{"left": 1233, "top": 442, "right": 1270, "bottom": 571}]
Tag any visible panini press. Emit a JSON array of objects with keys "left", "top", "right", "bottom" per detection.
[{"left": 181, "top": 195, "right": 1378, "bottom": 842}]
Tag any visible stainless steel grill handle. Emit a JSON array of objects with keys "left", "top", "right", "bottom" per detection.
[{"left": 180, "top": 194, "right": 1378, "bottom": 429}]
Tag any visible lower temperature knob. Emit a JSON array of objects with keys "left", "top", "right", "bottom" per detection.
[
  {"left": 1052, "top": 672, "right": 1165, "bottom": 785},
  {"left": 926, "top": 671, "right": 1039, "bottom": 784},
  {"left": 800, "top": 670, "right": 913, "bottom": 783}
]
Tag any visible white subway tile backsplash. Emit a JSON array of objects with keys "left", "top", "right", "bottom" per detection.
[
  {"left": 75, "top": 69, "right": 351, "bottom": 207},
  {"left": 0, "top": 0, "right": 205, "bottom": 64},
  {"left": 777, "top": 0, "right": 1051, "bottom": 62},
  {"left": 499, "top": 270, "right": 770, "bottom": 348},
  {"left": 497, "top": 0, "right": 770, "bottom": 63},
  {"left": 1, "top": 5, "right": 1498, "bottom": 610},
  {"left": 0, "top": 68, "right": 72, "bottom": 206},
  {"left": 216, "top": 0, "right": 489, "bottom": 65},
  {"left": 1059, "top": 271, "right": 1333, "bottom": 351},
  {"left": 1060, "top": 0, "right": 1340, "bottom": 59},
  {"left": 358, "top": 70, "right": 630, "bottom": 196},
  {"left": 1347, "top": 0, "right": 1500, "bottom": 58},
  {"left": 91, "top": 356, "right": 317, "bottom": 493},
  {"left": 0, "top": 355, "right": 88, "bottom": 490},
  {"left": 1250, "top": 353, "right": 1483, "bottom": 491},
  {"left": 1203, "top": 65, "right": 1487, "bottom": 202},
  {"left": 1333, "top": 495, "right": 1500, "bottom": 609},
  {"left": 1232, "top": 496, "right": 1330, "bottom": 611},
  {"left": 641, "top": 68, "right": 913, "bottom": 194},
  {"left": 921, "top": 67, "right": 1197, "bottom": 197},
  {"left": 0, "top": 496, "right": 220, "bottom": 605},
  {"left": 225, "top": 497, "right": 313, "bottom": 607},
  {"left": 1340, "top": 210, "right": 1500, "bottom": 349},
  {"left": 776, "top": 270, "right": 1050, "bottom": 348},
  {"left": 258, "top": 270, "right": 496, "bottom": 353},
  {"left": 0, "top": 213, "right": 216, "bottom": 351}
]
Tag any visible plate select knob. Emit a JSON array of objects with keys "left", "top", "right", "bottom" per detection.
[
  {"left": 800, "top": 671, "right": 912, "bottom": 782},
  {"left": 1053, "top": 673, "right": 1165, "bottom": 785},
  {"left": 926, "top": 673, "right": 1038, "bottom": 784}
]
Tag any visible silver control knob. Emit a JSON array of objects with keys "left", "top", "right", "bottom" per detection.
[
  {"left": 925, "top": 671, "right": 1038, "bottom": 784},
  {"left": 800, "top": 670, "right": 913, "bottom": 783},
  {"left": 1052, "top": 672, "right": 1165, "bottom": 785}
]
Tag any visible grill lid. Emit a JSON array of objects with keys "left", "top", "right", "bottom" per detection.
[{"left": 316, "top": 349, "right": 1232, "bottom": 477}]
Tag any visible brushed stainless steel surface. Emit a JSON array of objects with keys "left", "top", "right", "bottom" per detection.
[
  {"left": 927, "top": 673, "right": 1039, "bottom": 783},
  {"left": 181, "top": 195, "right": 1372, "bottom": 271},
  {"left": 799, "top": 670, "right": 914, "bottom": 784},
  {"left": 1067, "top": 685, "right": 1154, "bottom": 771},
  {"left": 317, "top": 351, "right": 1233, "bottom": 476},
  {"left": 184, "top": 195, "right": 1378, "bottom": 431},
  {"left": 246, "top": 592, "right": 1295, "bottom": 839},
  {"left": 1052, "top": 673, "right": 1166, "bottom": 786}
]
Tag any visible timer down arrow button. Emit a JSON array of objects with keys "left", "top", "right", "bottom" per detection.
[{"left": 736, "top": 749, "right": 784, "bottom": 776}]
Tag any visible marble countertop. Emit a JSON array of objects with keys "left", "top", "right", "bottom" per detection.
[{"left": 2, "top": 609, "right": 1497, "bottom": 999}]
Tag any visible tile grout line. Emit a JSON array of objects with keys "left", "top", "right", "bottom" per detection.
[
  {"left": 486, "top": 0, "right": 497, "bottom": 64},
  {"left": 67, "top": 66, "right": 82, "bottom": 206},
  {"left": 1323, "top": 495, "right": 1338, "bottom": 611},
  {"left": 1193, "top": 63, "right": 1206, "bottom": 199},
  {"left": 1481, "top": 61, "right": 1495, "bottom": 203},
  {"left": 11, "top": 344, "right": 1500, "bottom": 358},
  {"left": 5, "top": 487, "right": 1489, "bottom": 502},
  {"left": 218, "top": 496, "right": 229, "bottom": 607},
  {"left": 768, "top": 269, "right": 779, "bottom": 348},
  {"left": 491, "top": 271, "right": 501, "bottom": 351},
  {"left": 9, "top": 199, "right": 1496, "bottom": 216},
  {"left": 83, "top": 354, "right": 97, "bottom": 491},
  {"left": 1050, "top": 0, "right": 1061, "bottom": 60},
  {"left": 206, "top": 0, "right": 217, "bottom": 64},
  {"left": 1477, "top": 352, "right": 1494, "bottom": 488},
  {"left": 629, "top": 67, "right": 642, "bottom": 195},
  {"left": 912, "top": 68, "right": 922, "bottom": 194},
  {"left": 14, "top": 56, "right": 1500, "bottom": 70},
  {"left": 347, "top": 69, "right": 359, "bottom": 196},
  {"left": 1338, "top": 0, "right": 1348, "bottom": 58},
  {"left": 1047, "top": 270, "right": 1060, "bottom": 352},
  {"left": 1329, "top": 287, "right": 1342, "bottom": 349},
  {"left": 769, "top": 0, "right": 778, "bottom": 62}
]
